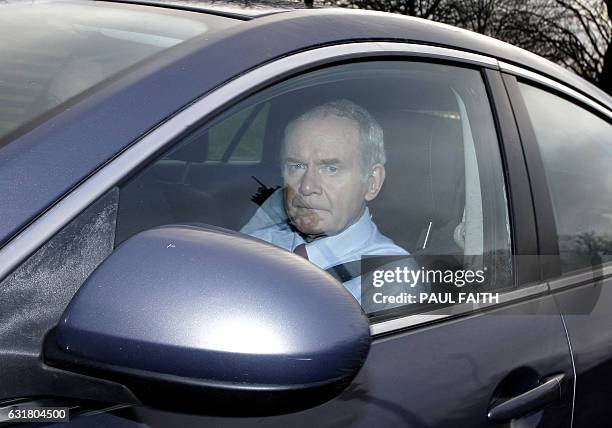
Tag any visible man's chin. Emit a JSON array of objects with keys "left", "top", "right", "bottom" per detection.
[
  {"left": 291, "top": 218, "right": 327, "bottom": 237},
  {"left": 295, "top": 224, "right": 326, "bottom": 236}
]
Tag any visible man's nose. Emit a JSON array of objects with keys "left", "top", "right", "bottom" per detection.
[{"left": 299, "top": 167, "right": 322, "bottom": 196}]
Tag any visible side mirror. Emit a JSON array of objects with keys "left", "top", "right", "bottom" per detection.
[{"left": 44, "top": 225, "right": 370, "bottom": 415}]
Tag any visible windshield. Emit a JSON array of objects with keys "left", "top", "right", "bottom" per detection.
[{"left": 0, "top": 0, "right": 239, "bottom": 140}]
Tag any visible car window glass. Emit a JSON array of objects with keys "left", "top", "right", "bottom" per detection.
[
  {"left": 117, "top": 61, "right": 513, "bottom": 319},
  {"left": 207, "top": 103, "right": 269, "bottom": 162},
  {"left": 0, "top": 1, "right": 238, "bottom": 143},
  {"left": 519, "top": 83, "right": 612, "bottom": 273}
]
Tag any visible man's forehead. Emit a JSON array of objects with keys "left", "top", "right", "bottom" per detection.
[{"left": 284, "top": 114, "right": 361, "bottom": 159}]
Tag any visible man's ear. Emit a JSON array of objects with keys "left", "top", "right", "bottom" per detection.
[{"left": 365, "top": 164, "right": 386, "bottom": 201}]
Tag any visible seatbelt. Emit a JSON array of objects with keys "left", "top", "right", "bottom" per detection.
[
  {"left": 325, "top": 260, "right": 362, "bottom": 283},
  {"left": 325, "top": 257, "right": 400, "bottom": 283}
]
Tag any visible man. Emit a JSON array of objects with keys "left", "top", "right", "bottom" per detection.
[{"left": 241, "top": 99, "right": 414, "bottom": 307}]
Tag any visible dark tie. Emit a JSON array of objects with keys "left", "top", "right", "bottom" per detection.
[{"left": 293, "top": 243, "right": 309, "bottom": 260}]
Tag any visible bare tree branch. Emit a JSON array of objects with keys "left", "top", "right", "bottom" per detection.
[{"left": 330, "top": 0, "right": 611, "bottom": 93}]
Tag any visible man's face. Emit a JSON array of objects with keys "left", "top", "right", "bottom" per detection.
[{"left": 282, "top": 114, "right": 369, "bottom": 238}]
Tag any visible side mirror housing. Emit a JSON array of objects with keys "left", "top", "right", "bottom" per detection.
[{"left": 45, "top": 225, "right": 370, "bottom": 415}]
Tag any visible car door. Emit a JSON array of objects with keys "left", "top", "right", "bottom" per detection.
[
  {"left": 0, "top": 44, "right": 573, "bottom": 427},
  {"left": 502, "top": 69, "right": 612, "bottom": 428}
]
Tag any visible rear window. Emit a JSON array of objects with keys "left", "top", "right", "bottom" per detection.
[{"left": 0, "top": 0, "right": 238, "bottom": 141}]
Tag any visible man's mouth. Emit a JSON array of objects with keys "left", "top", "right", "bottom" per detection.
[
  {"left": 294, "top": 204, "right": 328, "bottom": 212},
  {"left": 290, "top": 196, "right": 326, "bottom": 211}
]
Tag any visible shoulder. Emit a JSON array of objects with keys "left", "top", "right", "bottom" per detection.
[
  {"left": 240, "top": 188, "right": 287, "bottom": 235},
  {"left": 247, "top": 222, "right": 291, "bottom": 241},
  {"left": 365, "top": 225, "right": 410, "bottom": 256}
]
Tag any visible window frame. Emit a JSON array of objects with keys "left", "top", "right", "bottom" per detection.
[
  {"left": 0, "top": 42, "right": 543, "bottom": 336},
  {"left": 502, "top": 67, "right": 612, "bottom": 292}
]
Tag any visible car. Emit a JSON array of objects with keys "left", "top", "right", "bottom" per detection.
[{"left": 0, "top": 0, "right": 611, "bottom": 427}]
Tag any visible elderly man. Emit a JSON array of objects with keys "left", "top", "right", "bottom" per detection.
[{"left": 241, "top": 99, "right": 411, "bottom": 306}]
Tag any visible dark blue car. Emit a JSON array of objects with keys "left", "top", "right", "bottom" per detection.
[{"left": 0, "top": 1, "right": 611, "bottom": 427}]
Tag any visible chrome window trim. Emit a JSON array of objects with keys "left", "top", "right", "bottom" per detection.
[
  {"left": 548, "top": 262, "right": 612, "bottom": 292},
  {"left": 370, "top": 262, "right": 612, "bottom": 336},
  {"left": 0, "top": 42, "right": 515, "bottom": 336},
  {"left": 370, "top": 282, "right": 549, "bottom": 336},
  {"left": 499, "top": 61, "right": 612, "bottom": 120}
]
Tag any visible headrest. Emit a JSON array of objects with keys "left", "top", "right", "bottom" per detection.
[{"left": 369, "top": 111, "right": 464, "bottom": 253}]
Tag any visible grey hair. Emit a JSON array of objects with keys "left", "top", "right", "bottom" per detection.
[{"left": 282, "top": 99, "right": 386, "bottom": 175}]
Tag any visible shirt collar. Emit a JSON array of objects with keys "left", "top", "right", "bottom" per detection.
[{"left": 298, "top": 207, "right": 375, "bottom": 269}]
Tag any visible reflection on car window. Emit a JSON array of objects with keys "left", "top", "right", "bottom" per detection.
[
  {"left": 520, "top": 83, "right": 612, "bottom": 273},
  {"left": 117, "top": 61, "right": 513, "bottom": 318},
  {"left": 0, "top": 0, "right": 238, "bottom": 143}
]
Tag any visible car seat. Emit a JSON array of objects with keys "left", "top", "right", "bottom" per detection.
[{"left": 370, "top": 110, "right": 465, "bottom": 256}]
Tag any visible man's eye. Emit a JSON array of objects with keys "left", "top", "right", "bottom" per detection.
[
  {"left": 287, "top": 163, "right": 306, "bottom": 171},
  {"left": 322, "top": 165, "right": 338, "bottom": 174}
]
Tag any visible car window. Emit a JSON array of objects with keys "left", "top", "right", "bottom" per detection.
[
  {"left": 0, "top": 0, "right": 238, "bottom": 144},
  {"left": 207, "top": 103, "right": 269, "bottom": 162},
  {"left": 117, "top": 61, "right": 513, "bottom": 319},
  {"left": 519, "top": 84, "right": 612, "bottom": 274}
]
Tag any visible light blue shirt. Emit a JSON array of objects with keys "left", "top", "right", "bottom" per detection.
[{"left": 241, "top": 190, "right": 408, "bottom": 303}]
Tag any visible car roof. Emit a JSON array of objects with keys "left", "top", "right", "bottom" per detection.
[
  {"left": 0, "top": 0, "right": 610, "bottom": 253},
  {"left": 255, "top": 8, "right": 611, "bottom": 106},
  {"left": 106, "top": 0, "right": 611, "bottom": 106}
]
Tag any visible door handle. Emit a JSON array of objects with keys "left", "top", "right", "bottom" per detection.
[{"left": 487, "top": 373, "right": 565, "bottom": 421}]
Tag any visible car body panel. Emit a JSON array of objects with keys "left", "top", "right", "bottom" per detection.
[
  {"left": 58, "top": 296, "right": 573, "bottom": 427},
  {"left": 552, "top": 274, "right": 612, "bottom": 427},
  {"left": 501, "top": 67, "right": 612, "bottom": 428}
]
